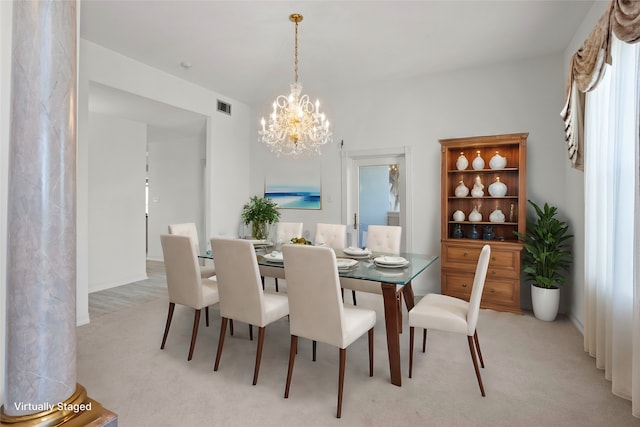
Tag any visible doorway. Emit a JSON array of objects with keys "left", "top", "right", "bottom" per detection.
[{"left": 341, "top": 147, "right": 412, "bottom": 251}]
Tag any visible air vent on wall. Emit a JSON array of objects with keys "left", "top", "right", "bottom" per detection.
[{"left": 217, "top": 100, "right": 231, "bottom": 115}]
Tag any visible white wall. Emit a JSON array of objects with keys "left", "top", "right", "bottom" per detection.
[
  {"left": 147, "top": 133, "right": 205, "bottom": 261},
  {"left": 250, "top": 53, "right": 568, "bottom": 301},
  {"left": 0, "top": 0, "right": 12, "bottom": 407},
  {"left": 88, "top": 112, "right": 147, "bottom": 292},
  {"left": 78, "top": 39, "right": 251, "bottom": 324}
]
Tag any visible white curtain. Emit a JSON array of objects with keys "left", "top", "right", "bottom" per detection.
[{"left": 584, "top": 35, "right": 640, "bottom": 417}]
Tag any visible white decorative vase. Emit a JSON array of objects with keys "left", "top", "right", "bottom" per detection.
[
  {"left": 489, "top": 208, "right": 505, "bottom": 223},
  {"left": 456, "top": 152, "right": 469, "bottom": 170},
  {"left": 488, "top": 177, "right": 507, "bottom": 197},
  {"left": 472, "top": 151, "right": 485, "bottom": 170},
  {"left": 471, "top": 176, "right": 484, "bottom": 198},
  {"left": 468, "top": 206, "right": 482, "bottom": 222},
  {"left": 455, "top": 181, "right": 469, "bottom": 197},
  {"left": 489, "top": 151, "right": 507, "bottom": 169},
  {"left": 531, "top": 285, "right": 560, "bottom": 321},
  {"left": 452, "top": 210, "right": 465, "bottom": 222}
]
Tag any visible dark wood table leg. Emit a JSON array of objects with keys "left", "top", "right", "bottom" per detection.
[
  {"left": 402, "top": 281, "right": 415, "bottom": 311},
  {"left": 381, "top": 282, "right": 402, "bottom": 386}
]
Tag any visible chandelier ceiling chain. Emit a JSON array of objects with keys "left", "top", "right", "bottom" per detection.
[{"left": 259, "top": 13, "right": 332, "bottom": 157}]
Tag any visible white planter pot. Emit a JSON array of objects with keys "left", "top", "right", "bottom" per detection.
[{"left": 531, "top": 285, "right": 560, "bottom": 321}]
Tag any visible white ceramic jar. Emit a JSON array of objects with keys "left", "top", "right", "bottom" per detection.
[
  {"left": 468, "top": 206, "right": 482, "bottom": 222},
  {"left": 471, "top": 176, "right": 484, "bottom": 198},
  {"left": 489, "top": 151, "right": 507, "bottom": 169},
  {"left": 454, "top": 181, "right": 470, "bottom": 197},
  {"left": 456, "top": 152, "right": 469, "bottom": 170},
  {"left": 488, "top": 177, "right": 507, "bottom": 197},
  {"left": 452, "top": 210, "right": 465, "bottom": 222},
  {"left": 472, "top": 151, "right": 485, "bottom": 170},
  {"left": 489, "top": 208, "right": 506, "bottom": 223}
]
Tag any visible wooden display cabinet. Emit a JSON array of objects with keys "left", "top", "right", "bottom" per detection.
[{"left": 439, "top": 133, "right": 527, "bottom": 314}]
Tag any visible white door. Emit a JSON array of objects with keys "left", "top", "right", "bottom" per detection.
[{"left": 341, "top": 148, "right": 412, "bottom": 251}]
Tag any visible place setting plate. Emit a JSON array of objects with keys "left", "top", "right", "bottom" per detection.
[
  {"left": 373, "top": 255, "right": 410, "bottom": 269},
  {"left": 336, "top": 258, "right": 359, "bottom": 271},
  {"left": 263, "top": 251, "right": 284, "bottom": 263},
  {"left": 342, "top": 247, "right": 372, "bottom": 259}
]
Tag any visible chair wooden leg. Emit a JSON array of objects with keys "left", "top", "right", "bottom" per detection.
[
  {"left": 249, "top": 325, "right": 253, "bottom": 341},
  {"left": 337, "top": 348, "right": 346, "bottom": 418},
  {"left": 284, "top": 335, "right": 298, "bottom": 398},
  {"left": 368, "top": 328, "right": 374, "bottom": 377},
  {"left": 275, "top": 278, "right": 279, "bottom": 292},
  {"left": 229, "top": 319, "right": 234, "bottom": 336},
  {"left": 205, "top": 306, "right": 209, "bottom": 327},
  {"left": 468, "top": 335, "right": 486, "bottom": 397},
  {"left": 409, "top": 326, "right": 414, "bottom": 378},
  {"left": 352, "top": 290, "right": 357, "bottom": 306},
  {"left": 252, "top": 326, "right": 266, "bottom": 385},
  {"left": 187, "top": 309, "right": 201, "bottom": 361},
  {"left": 422, "top": 329, "right": 427, "bottom": 353},
  {"left": 312, "top": 340, "right": 317, "bottom": 361},
  {"left": 160, "top": 302, "right": 175, "bottom": 350},
  {"left": 474, "top": 330, "right": 484, "bottom": 368},
  {"left": 214, "top": 317, "right": 228, "bottom": 371}
]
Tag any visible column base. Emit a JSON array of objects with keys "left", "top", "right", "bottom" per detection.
[{"left": 0, "top": 383, "right": 115, "bottom": 426}]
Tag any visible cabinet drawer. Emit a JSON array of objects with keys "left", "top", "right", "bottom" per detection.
[
  {"left": 442, "top": 271, "right": 517, "bottom": 306},
  {"left": 442, "top": 244, "right": 519, "bottom": 275}
]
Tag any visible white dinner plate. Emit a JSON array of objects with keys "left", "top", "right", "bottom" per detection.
[
  {"left": 373, "top": 256, "right": 408, "bottom": 266},
  {"left": 343, "top": 247, "right": 372, "bottom": 257},
  {"left": 336, "top": 258, "right": 359, "bottom": 270},
  {"left": 263, "top": 252, "right": 283, "bottom": 263}
]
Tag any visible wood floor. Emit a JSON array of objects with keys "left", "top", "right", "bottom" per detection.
[{"left": 88, "top": 260, "right": 168, "bottom": 318}]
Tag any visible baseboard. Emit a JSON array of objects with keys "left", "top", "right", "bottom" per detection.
[
  {"left": 569, "top": 312, "right": 584, "bottom": 336},
  {"left": 89, "top": 274, "right": 149, "bottom": 293},
  {"left": 77, "top": 310, "right": 90, "bottom": 326}
]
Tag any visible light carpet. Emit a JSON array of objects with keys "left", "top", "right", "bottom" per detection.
[{"left": 78, "top": 277, "right": 638, "bottom": 426}]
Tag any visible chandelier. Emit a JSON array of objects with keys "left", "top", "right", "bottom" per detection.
[{"left": 259, "top": 14, "right": 332, "bottom": 157}]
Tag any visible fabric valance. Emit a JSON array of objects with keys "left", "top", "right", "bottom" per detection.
[{"left": 560, "top": 0, "right": 640, "bottom": 170}]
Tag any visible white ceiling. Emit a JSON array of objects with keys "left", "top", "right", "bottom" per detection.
[{"left": 81, "top": 0, "right": 596, "bottom": 130}]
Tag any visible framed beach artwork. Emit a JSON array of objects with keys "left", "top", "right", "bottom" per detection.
[{"left": 264, "top": 173, "right": 321, "bottom": 210}]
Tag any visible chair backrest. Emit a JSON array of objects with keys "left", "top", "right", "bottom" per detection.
[
  {"left": 160, "top": 234, "right": 204, "bottom": 308},
  {"left": 282, "top": 244, "right": 346, "bottom": 348},
  {"left": 467, "top": 244, "right": 491, "bottom": 335},
  {"left": 314, "top": 223, "right": 347, "bottom": 250},
  {"left": 168, "top": 223, "right": 200, "bottom": 256},
  {"left": 366, "top": 225, "right": 402, "bottom": 254},
  {"left": 276, "top": 222, "right": 303, "bottom": 245},
  {"left": 210, "top": 238, "right": 266, "bottom": 326}
]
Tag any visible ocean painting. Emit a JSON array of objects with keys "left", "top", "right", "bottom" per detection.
[{"left": 264, "top": 183, "right": 321, "bottom": 210}]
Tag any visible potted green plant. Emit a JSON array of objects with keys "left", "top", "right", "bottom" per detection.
[
  {"left": 513, "top": 200, "right": 573, "bottom": 321},
  {"left": 241, "top": 196, "right": 280, "bottom": 241}
]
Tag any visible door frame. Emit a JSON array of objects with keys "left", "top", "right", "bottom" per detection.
[{"left": 341, "top": 146, "right": 413, "bottom": 252}]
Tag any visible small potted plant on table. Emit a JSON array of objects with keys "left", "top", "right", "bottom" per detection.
[
  {"left": 241, "top": 196, "right": 280, "bottom": 241},
  {"left": 514, "top": 200, "right": 573, "bottom": 321}
]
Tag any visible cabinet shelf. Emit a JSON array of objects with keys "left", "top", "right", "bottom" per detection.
[{"left": 440, "top": 133, "right": 527, "bottom": 314}]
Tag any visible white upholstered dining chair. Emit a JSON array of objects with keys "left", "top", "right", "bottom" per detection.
[
  {"left": 160, "top": 234, "right": 219, "bottom": 361},
  {"left": 268, "top": 222, "right": 303, "bottom": 292},
  {"left": 408, "top": 244, "right": 491, "bottom": 396},
  {"left": 349, "top": 224, "right": 403, "bottom": 305},
  {"left": 168, "top": 222, "right": 215, "bottom": 279},
  {"left": 210, "top": 238, "right": 289, "bottom": 385},
  {"left": 314, "top": 223, "right": 347, "bottom": 250},
  {"left": 282, "top": 244, "right": 375, "bottom": 418}
]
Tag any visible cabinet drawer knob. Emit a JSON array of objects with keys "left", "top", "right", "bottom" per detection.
[
  {"left": 462, "top": 283, "right": 468, "bottom": 288},
  {"left": 490, "top": 288, "right": 495, "bottom": 294},
  {"left": 491, "top": 270, "right": 496, "bottom": 275},
  {"left": 491, "top": 256, "right": 497, "bottom": 261},
  {"left": 463, "top": 252, "right": 468, "bottom": 257}
]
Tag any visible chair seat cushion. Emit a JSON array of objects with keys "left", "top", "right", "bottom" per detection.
[
  {"left": 409, "top": 293, "right": 470, "bottom": 336},
  {"left": 339, "top": 307, "right": 376, "bottom": 349},
  {"left": 261, "top": 293, "right": 290, "bottom": 327},
  {"left": 199, "top": 278, "right": 220, "bottom": 309}
]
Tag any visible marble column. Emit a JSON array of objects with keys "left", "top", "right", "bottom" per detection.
[{"left": 3, "top": 0, "right": 77, "bottom": 417}]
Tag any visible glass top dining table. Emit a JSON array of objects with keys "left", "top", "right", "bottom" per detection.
[{"left": 201, "top": 247, "right": 439, "bottom": 387}]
